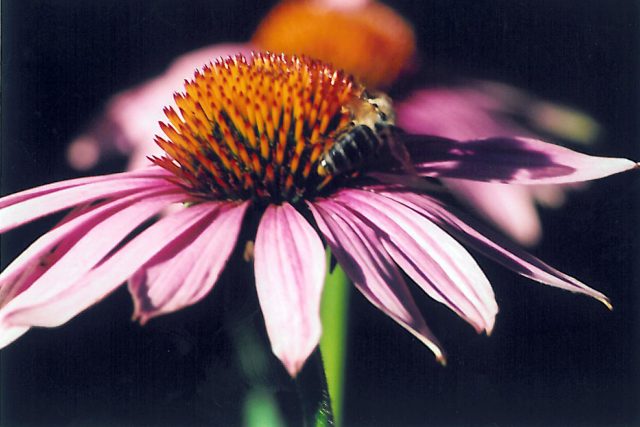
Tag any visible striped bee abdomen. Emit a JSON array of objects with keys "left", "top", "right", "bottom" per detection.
[
  {"left": 317, "top": 90, "right": 399, "bottom": 178},
  {"left": 319, "top": 125, "right": 384, "bottom": 176}
]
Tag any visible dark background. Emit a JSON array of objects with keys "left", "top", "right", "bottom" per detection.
[{"left": 1, "top": 1, "right": 638, "bottom": 426}]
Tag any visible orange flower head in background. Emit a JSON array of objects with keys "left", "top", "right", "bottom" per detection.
[{"left": 253, "top": 0, "right": 416, "bottom": 88}]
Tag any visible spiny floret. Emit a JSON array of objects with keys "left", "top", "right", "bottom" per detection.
[{"left": 152, "top": 52, "right": 361, "bottom": 203}]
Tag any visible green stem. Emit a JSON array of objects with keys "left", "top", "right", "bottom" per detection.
[
  {"left": 319, "top": 251, "right": 350, "bottom": 427},
  {"left": 295, "top": 349, "right": 335, "bottom": 427}
]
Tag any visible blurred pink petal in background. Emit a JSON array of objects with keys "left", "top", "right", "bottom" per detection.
[{"left": 67, "top": 44, "right": 252, "bottom": 171}]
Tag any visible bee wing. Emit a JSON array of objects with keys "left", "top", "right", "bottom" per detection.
[{"left": 387, "top": 126, "right": 417, "bottom": 174}]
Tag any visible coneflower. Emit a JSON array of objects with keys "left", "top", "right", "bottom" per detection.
[{"left": 1, "top": 53, "right": 636, "bottom": 377}]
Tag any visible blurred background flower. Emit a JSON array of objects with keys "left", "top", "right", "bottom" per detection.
[{"left": 2, "top": 1, "right": 638, "bottom": 426}]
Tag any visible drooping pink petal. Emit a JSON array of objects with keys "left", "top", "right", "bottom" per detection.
[
  {"left": 309, "top": 199, "right": 445, "bottom": 364},
  {"left": 381, "top": 190, "right": 611, "bottom": 307},
  {"left": 0, "top": 167, "right": 179, "bottom": 233},
  {"left": 7, "top": 193, "right": 182, "bottom": 307},
  {"left": 0, "top": 192, "right": 185, "bottom": 333},
  {"left": 0, "top": 191, "right": 185, "bottom": 347},
  {"left": 67, "top": 44, "right": 254, "bottom": 170},
  {"left": 333, "top": 189, "right": 497, "bottom": 334},
  {"left": 404, "top": 136, "right": 636, "bottom": 184},
  {"left": 254, "top": 203, "right": 326, "bottom": 377},
  {"left": 129, "top": 201, "right": 249, "bottom": 324},
  {"left": 0, "top": 235, "right": 81, "bottom": 321},
  {"left": 443, "top": 179, "right": 542, "bottom": 246},
  {"left": 1, "top": 202, "right": 219, "bottom": 331},
  {"left": 0, "top": 167, "right": 170, "bottom": 210},
  {"left": 395, "top": 85, "right": 551, "bottom": 246},
  {"left": 0, "top": 188, "right": 181, "bottom": 305},
  {"left": 0, "top": 326, "right": 29, "bottom": 349},
  {"left": 0, "top": 232, "right": 76, "bottom": 308}
]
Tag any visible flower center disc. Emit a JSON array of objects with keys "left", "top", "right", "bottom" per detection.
[{"left": 153, "top": 52, "right": 362, "bottom": 203}]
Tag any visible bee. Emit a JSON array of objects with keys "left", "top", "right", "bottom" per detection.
[{"left": 317, "top": 90, "right": 412, "bottom": 177}]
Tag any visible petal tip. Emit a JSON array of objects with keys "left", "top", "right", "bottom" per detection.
[
  {"left": 599, "top": 296, "right": 613, "bottom": 311},
  {"left": 485, "top": 322, "right": 495, "bottom": 337},
  {"left": 131, "top": 310, "right": 151, "bottom": 326},
  {"left": 421, "top": 338, "right": 446, "bottom": 366},
  {"left": 283, "top": 358, "right": 306, "bottom": 378}
]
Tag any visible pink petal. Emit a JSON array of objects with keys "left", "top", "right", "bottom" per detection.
[
  {"left": 381, "top": 191, "right": 611, "bottom": 307},
  {"left": 0, "top": 166, "right": 170, "bottom": 209},
  {"left": 18, "top": 194, "right": 180, "bottom": 301},
  {"left": 0, "top": 188, "right": 179, "bottom": 305},
  {"left": 129, "top": 201, "right": 249, "bottom": 323},
  {"left": 395, "top": 86, "right": 554, "bottom": 245},
  {"left": 334, "top": 189, "right": 497, "bottom": 334},
  {"left": 396, "top": 86, "right": 526, "bottom": 140},
  {"left": 67, "top": 44, "right": 254, "bottom": 170},
  {"left": 369, "top": 172, "right": 544, "bottom": 247},
  {"left": 0, "top": 232, "right": 76, "bottom": 308},
  {"left": 0, "top": 326, "right": 29, "bottom": 349},
  {"left": 309, "top": 199, "right": 445, "bottom": 364},
  {"left": 443, "top": 179, "right": 542, "bottom": 246},
  {"left": 0, "top": 192, "right": 184, "bottom": 323},
  {"left": 405, "top": 136, "right": 637, "bottom": 184},
  {"left": 254, "top": 204, "right": 326, "bottom": 377},
  {"left": 0, "top": 168, "right": 178, "bottom": 233},
  {"left": 395, "top": 82, "right": 600, "bottom": 145},
  {"left": 2, "top": 202, "right": 219, "bottom": 330}
]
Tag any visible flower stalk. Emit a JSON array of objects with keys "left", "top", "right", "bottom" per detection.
[
  {"left": 320, "top": 251, "right": 350, "bottom": 427},
  {"left": 294, "top": 348, "right": 335, "bottom": 427}
]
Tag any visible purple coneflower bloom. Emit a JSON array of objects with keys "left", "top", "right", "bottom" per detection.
[
  {"left": 66, "top": 0, "right": 603, "bottom": 247},
  {"left": 3, "top": 53, "right": 634, "bottom": 376}
]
